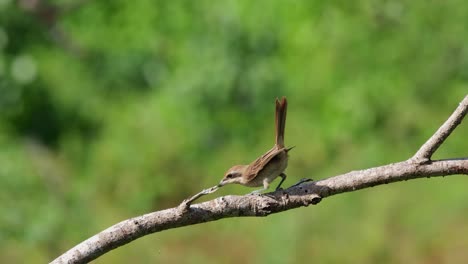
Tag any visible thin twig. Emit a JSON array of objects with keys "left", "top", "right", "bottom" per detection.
[
  {"left": 411, "top": 95, "right": 468, "bottom": 163},
  {"left": 178, "top": 185, "right": 220, "bottom": 211}
]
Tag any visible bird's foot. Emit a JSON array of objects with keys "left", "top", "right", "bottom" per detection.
[
  {"left": 249, "top": 189, "right": 265, "bottom": 195},
  {"left": 290, "top": 178, "right": 313, "bottom": 188}
]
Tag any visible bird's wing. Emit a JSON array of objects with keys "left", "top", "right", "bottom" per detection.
[{"left": 244, "top": 146, "right": 284, "bottom": 182}]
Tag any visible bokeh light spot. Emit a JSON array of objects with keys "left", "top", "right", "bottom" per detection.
[{"left": 11, "top": 54, "right": 37, "bottom": 84}]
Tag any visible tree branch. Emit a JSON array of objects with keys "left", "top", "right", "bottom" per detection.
[
  {"left": 411, "top": 95, "right": 468, "bottom": 163},
  {"left": 51, "top": 95, "right": 468, "bottom": 264}
]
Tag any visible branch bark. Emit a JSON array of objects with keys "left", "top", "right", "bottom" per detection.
[{"left": 51, "top": 95, "right": 468, "bottom": 264}]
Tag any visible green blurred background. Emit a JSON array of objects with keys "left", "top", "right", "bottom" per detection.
[{"left": 1, "top": 0, "right": 468, "bottom": 263}]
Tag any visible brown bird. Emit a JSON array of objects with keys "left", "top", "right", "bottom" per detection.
[{"left": 218, "top": 97, "right": 293, "bottom": 194}]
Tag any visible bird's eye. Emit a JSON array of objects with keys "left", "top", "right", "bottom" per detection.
[{"left": 226, "top": 173, "right": 233, "bottom": 179}]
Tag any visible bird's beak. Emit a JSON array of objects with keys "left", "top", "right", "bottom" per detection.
[{"left": 218, "top": 180, "right": 225, "bottom": 187}]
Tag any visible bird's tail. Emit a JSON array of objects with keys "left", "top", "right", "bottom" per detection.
[{"left": 275, "top": 97, "right": 287, "bottom": 148}]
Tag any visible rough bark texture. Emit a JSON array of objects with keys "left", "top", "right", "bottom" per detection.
[{"left": 51, "top": 95, "right": 468, "bottom": 264}]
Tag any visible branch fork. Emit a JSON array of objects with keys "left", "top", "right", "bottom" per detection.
[{"left": 410, "top": 95, "right": 468, "bottom": 164}]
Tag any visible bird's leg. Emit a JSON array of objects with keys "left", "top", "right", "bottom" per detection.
[
  {"left": 275, "top": 173, "right": 287, "bottom": 190},
  {"left": 249, "top": 179, "right": 270, "bottom": 195}
]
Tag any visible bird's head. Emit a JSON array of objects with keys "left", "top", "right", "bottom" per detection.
[{"left": 219, "top": 165, "right": 248, "bottom": 186}]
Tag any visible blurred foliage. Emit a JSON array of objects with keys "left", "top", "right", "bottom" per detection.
[{"left": 0, "top": 0, "right": 467, "bottom": 263}]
